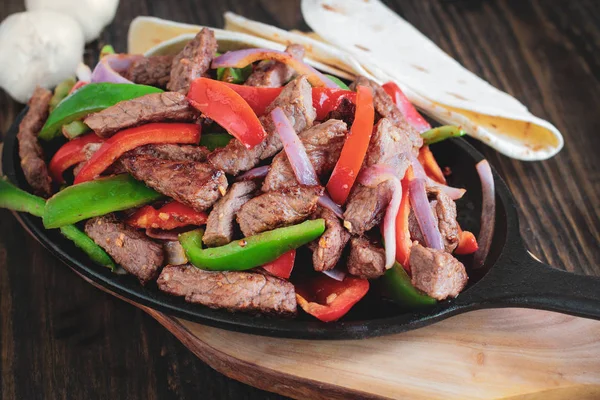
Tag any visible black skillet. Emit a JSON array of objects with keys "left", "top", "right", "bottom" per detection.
[{"left": 3, "top": 109, "right": 600, "bottom": 340}]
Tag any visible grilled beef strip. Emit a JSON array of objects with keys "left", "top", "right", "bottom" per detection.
[
  {"left": 325, "top": 96, "right": 355, "bottom": 126},
  {"left": 208, "top": 76, "right": 316, "bottom": 176},
  {"left": 262, "top": 119, "right": 347, "bottom": 192},
  {"left": 128, "top": 143, "right": 210, "bottom": 162},
  {"left": 121, "top": 154, "right": 228, "bottom": 212},
  {"left": 85, "top": 215, "right": 164, "bottom": 284},
  {"left": 343, "top": 118, "right": 413, "bottom": 235},
  {"left": 125, "top": 55, "right": 174, "bottom": 88},
  {"left": 409, "top": 243, "right": 467, "bottom": 300},
  {"left": 157, "top": 264, "right": 297, "bottom": 316},
  {"left": 309, "top": 208, "right": 350, "bottom": 271},
  {"left": 408, "top": 187, "right": 460, "bottom": 253},
  {"left": 245, "top": 44, "right": 306, "bottom": 88},
  {"left": 236, "top": 185, "right": 323, "bottom": 237},
  {"left": 17, "top": 87, "right": 52, "bottom": 197},
  {"left": 203, "top": 181, "right": 259, "bottom": 247},
  {"left": 84, "top": 92, "right": 198, "bottom": 138},
  {"left": 347, "top": 236, "right": 386, "bottom": 279},
  {"left": 167, "top": 28, "right": 218, "bottom": 93},
  {"left": 350, "top": 76, "right": 423, "bottom": 150}
]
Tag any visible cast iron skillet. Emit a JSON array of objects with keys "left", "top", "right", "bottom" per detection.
[{"left": 3, "top": 109, "right": 600, "bottom": 339}]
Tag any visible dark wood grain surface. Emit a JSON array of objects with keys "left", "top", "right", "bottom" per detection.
[{"left": 1, "top": 0, "right": 599, "bottom": 399}]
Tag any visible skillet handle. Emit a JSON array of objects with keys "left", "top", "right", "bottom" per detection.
[{"left": 455, "top": 250, "right": 600, "bottom": 320}]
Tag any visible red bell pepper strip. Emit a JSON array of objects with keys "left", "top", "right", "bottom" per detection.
[
  {"left": 127, "top": 201, "right": 208, "bottom": 230},
  {"left": 262, "top": 249, "right": 296, "bottom": 279},
  {"left": 418, "top": 145, "right": 447, "bottom": 184},
  {"left": 296, "top": 275, "right": 369, "bottom": 322},
  {"left": 221, "top": 82, "right": 356, "bottom": 120},
  {"left": 455, "top": 227, "right": 479, "bottom": 255},
  {"left": 74, "top": 123, "right": 200, "bottom": 184},
  {"left": 69, "top": 80, "right": 88, "bottom": 95},
  {"left": 48, "top": 133, "right": 104, "bottom": 183},
  {"left": 395, "top": 167, "right": 414, "bottom": 271},
  {"left": 326, "top": 85, "right": 375, "bottom": 205},
  {"left": 187, "top": 78, "right": 266, "bottom": 149},
  {"left": 382, "top": 82, "right": 431, "bottom": 133}
]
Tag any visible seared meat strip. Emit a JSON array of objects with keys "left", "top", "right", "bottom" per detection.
[
  {"left": 237, "top": 185, "right": 323, "bottom": 237},
  {"left": 203, "top": 181, "right": 258, "bottom": 247},
  {"left": 245, "top": 44, "right": 305, "bottom": 88},
  {"left": 409, "top": 243, "right": 467, "bottom": 300},
  {"left": 17, "top": 87, "right": 52, "bottom": 197},
  {"left": 128, "top": 143, "right": 210, "bottom": 162},
  {"left": 309, "top": 208, "right": 350, "bottom": 271},
  {"left": 350, "top": 76, "right": 422, "bottom": 150},
  {"left": 85, "top": 215, "right": 164, "bottom": 284},
  {"left": 262, "top": 119, "right": 347, "bottom": 191},
  {"left": 344, "top": 118, "right": 413, "bottom": 235},
  {"left": 325, "top": 96, "right": 355, "bottom": 125},
  {"left": 125, "top": 55, "right": 173, "bottom": 88},
  {"left": 157, "top": 264, "right": 297, "bottom": 316},
  {"left": 167, "top": 28, "right": 218, "bottom": 93},
  {"left": 208, "top": 76, "right": 315, "bottom": 175},
  {"left": 121, "top": 154, "right": 228, "bottom": 212},
  {"left": 84, "top": 92, "right": 198, "bottom": 138},
  {"left": 347, "top": 236, "right": 386, "bottom": 279},
  {"left": 408, "top": 187, "right": 459, "bottom": 253}
]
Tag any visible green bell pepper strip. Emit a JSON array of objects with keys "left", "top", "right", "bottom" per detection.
[
  {"left": 43, "top": 174, "right": 162, "bottom": 229},
  {"left": 217, "top": 65, "right": 253, "bottom": 84},
  {"left": 324, "top": 74, "right": 350, "bottom": 90},
  {"left": 49, "top": 77, "right": 76, "bottom": 112},
  {"left": 0, "top": 179, "right": 115, "bottom": 269},
  {"left": 100, "top": 44, "right": 116, "bottom": 58},
  {"left": 39, "top": 83, "right": 163, "bottom": 141},
  {"left": 62, "top": 120, "right": 91, "bottom": 140},
  {"left": 421, "top": 125, "right": 466, "bottom": 145},
  {"left": 382, "top": 262, "right": 437, "bottom": 308},
  {"left": 199, "top": 133, "right": 233, "bottom": 150},
  {"left": 180, "top": 219, "right": 326, "bottom": 271}
]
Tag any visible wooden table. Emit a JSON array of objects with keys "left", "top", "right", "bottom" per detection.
[{"left": 1, "top": 0, "right": 599, "bottom": 399}]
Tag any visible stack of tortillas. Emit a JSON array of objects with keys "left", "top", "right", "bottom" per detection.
[{"left": 128, "top": 0, "right": 563, "bottom": 161}]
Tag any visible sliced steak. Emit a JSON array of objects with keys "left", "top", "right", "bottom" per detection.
[
  {"left": 167, "top": 28, "right": 218, "bottom": 93},
  {"left": 408, "top": 188, "right": 459, "bottom": 253},
  {"left": 17, "top": 87, "right": 52, "bottom": 197},
  {"left": 85, "top": 215, "right": 164, "bottom": 284},
  {"left": 309, "top": 208, "right": 350, "bottom": 271},
  {"left": 343, "top": 118, "right": 413, "bottom": 235},
  {"left": 262, "top": 119, "right": 347, "bottom": 191},
  {"left": 325, "top": 96, "right": 355, "bottom": 125},
  {"left": 125, "top": 55, "right": 173, "bottom": 88},
  {"left": 347, "top": 236, "right": 386, "bottom": 279},
  {"left": 350, "top": 76, "right": 422, "bottom": 150},
  {"left": 203, "top": 181, "right": 258, "bottom": 247},
  {"left": 84, "top": 92, "right": 198, "bottom": 138},
  {"left": 245, "top": 44, "right": 305, "bottom": 88},
  {"left": 237, "top": 185, "right": 323, "bottom": 237},
  {"left": 72, "top": 142, "right": 104, "bottom": 177},
  {"left": 208, "top": 76, "right": 316, "bottom": 175},
  {"left": 409, "top": 243, "right": 467, "bottom": 300},
  {"left": 157, "top": 264, "right": 297, "bottom": 316},
  {"left": 128, "top": 143, "right": 210, "bottom": 162},
  {"left": 121, "top": 154, "right": 228, "bottom": 212}
]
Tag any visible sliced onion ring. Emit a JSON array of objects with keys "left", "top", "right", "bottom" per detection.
[
  {"left": 317, "top": 194, "right": 344, "bottom": 219},
  {"left": 473, "top": 160, "right": 495, "bottom": 268},
  {"left": 236, "top": 165, "right": 270, "bottom": 181},
  {"left": 410, "top": 155, "right": 466, "bottom": 200},
  {"left": 212, "top": 48, "right": 338, "bottom": 88},
  {"left": 408, "top": 178, "right": 444, "bottom": 251},
  {"left": 322, "top": 268, "right": 347, "bottom": 281},
  {"left": 91, "top": 54, "right": 141, "bottom": 84},
  {"left": 358, "top": 164, "right": 402, "bottom": 269}
]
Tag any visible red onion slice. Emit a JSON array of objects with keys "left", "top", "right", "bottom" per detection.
[
  {"left": 322, "top": 268, "right": 347, "bottom": 281},
  {"left": 358, "top": 164, "right": 402, "bottom": 269},
  {"left": 91, "top": 54, "right": 141, "bottom": 84},
  {"left": 317, "top": 194, "right": 344, "bottom": 219},
  {"left": 473, "top": 160, "right": 495, "bottom": 268},
  {"left": 410, "top": 155, "right": 465, "bottom": 200},
  {"left": 408, "top": 178, "right": 444, "bottom": 251},
  {"left": 236, "top": 165, "right": 270, "bottom": 181},
  {"left": 212, "top": 48, "right": 338, "bottom": 88}
]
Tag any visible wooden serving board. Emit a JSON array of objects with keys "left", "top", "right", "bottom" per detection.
[{"left": 142, "top": 305, "right": 600, "bottom": 400}]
